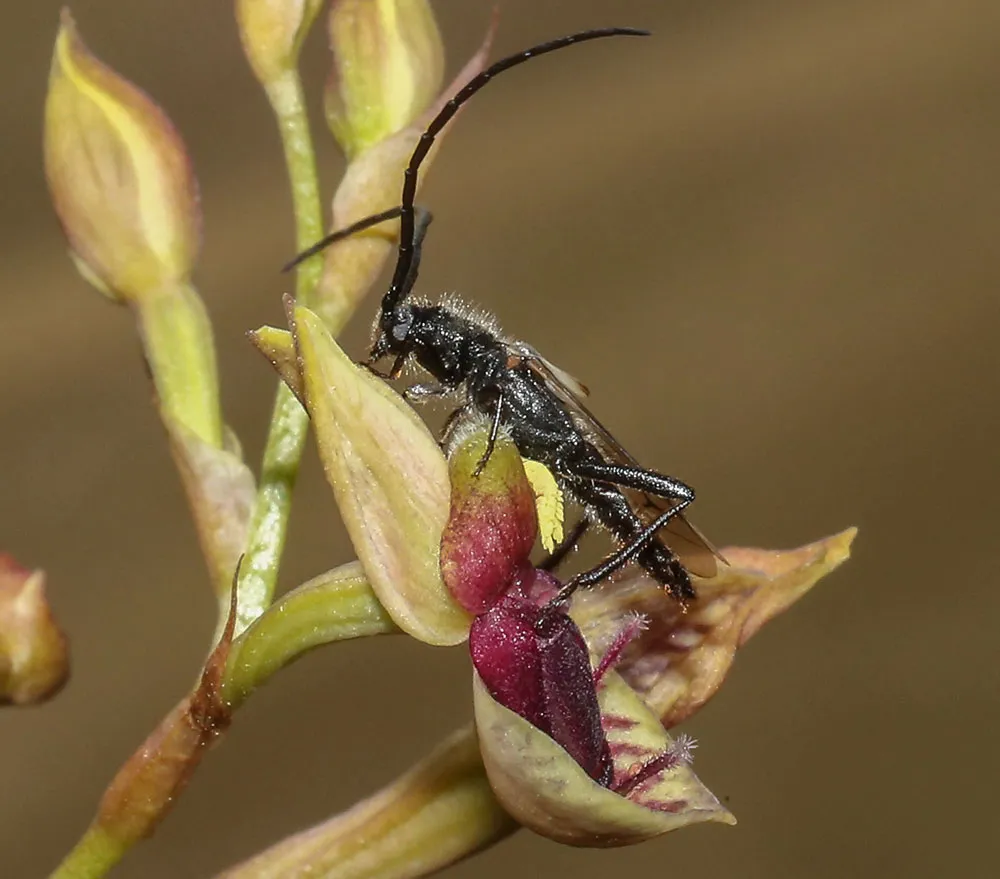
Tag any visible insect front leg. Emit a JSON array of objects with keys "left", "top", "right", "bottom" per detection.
[
  {"left": 472, "top": 387, "right": 505, "bottom": 477},
  {"left": 440, "top": 403, "right": 477, "bottom": 450},
  {"left": 403, "top": 382, "right": 455, "bottom": 403},
  {"left": 361, "top": 353, "right": 408, "bottom": 381}
]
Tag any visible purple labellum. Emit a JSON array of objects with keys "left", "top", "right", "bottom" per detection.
[
  {"left": 470, "top": 569, "right": 613, "bottom": 786},
  {"left": 471, "top": 570, "right": 695, "bottom": 796}
]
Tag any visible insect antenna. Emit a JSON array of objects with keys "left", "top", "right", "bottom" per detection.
[
  {"left": 282, "top": 206, "right": 404, "bottom": 272},
  {"left": 383, "top": 26, "right": 650, "bottom": 315},
  {"left": 283, "top": 30, "right": 649, "bottom": 288}
]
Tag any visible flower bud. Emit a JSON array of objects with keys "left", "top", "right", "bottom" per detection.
[
  {"left": 44, "top": 10, "right": 200, "bottom": 303},
  {"left": 313, "top": 20, "right": 495, "bottom": 328},
  {"left": 440, "top": 425, "right": 538, "bottom": 614},
  {"left": 325, "top": 0, "right": 445, "bottom": 158},
  {"left": 291, "top": 304, "right": 470, "bottom": 645},
  {"left": 236, "top": 0, "right": 324, "bottom": 87},
  {"left": 0, "top": 556, "right": 69, "bottom": 705}
]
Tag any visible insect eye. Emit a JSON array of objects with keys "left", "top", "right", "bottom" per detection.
[{"left": 389, "top": 307, "right": 414, "bottom": 342}]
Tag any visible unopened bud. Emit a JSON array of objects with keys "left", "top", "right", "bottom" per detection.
[
  {"left": 325, "top": 0, "right": 444, "bottom": 158},
  {"left": 44, "top": 10, "right": 200, "bottom": 303},
  {"left": 0, "top": 557, "right": 69, "bottom": 706},
  {"left": 237, "top": 0, "right": 324, "bottom": 87}
]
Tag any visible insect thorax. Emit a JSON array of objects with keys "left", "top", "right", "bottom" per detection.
[{"left": 405, "top": 301, "right": 507, "bottom": 389}]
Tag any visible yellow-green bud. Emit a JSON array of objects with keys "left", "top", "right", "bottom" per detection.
[
  {"left": 325, "top": 0, "right": 445, "bottom": 158},
  {"left": 44, "top": 10, "right": 200, "bottom": 303},
  {"left": 0, "top": 557, "right": 69, "bottom": 706},
  {"left": 236, "top": 0, "right": 324, "bottom": 87}
]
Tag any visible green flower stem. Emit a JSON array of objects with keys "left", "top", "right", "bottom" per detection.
[
  {"left": 50, "top": 567, "right": 390, "bottom": 879},
  {"left": 222, "top": 563, "right": 398, "bottom": 707},
  {"left": 50, "top": 827, "right": 122, "bottom": 879},
  {"left": 236, "top": 68, "right": 324, "bottom": 634},
  {"left": 139, "top": 280, "right": 223, "bottom": 449},
  {"left": 217, "top": 726, "right": 518, "bottom": 879}
]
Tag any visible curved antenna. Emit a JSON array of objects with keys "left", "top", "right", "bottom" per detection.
[
  {"left": 383, "top": 26, "right": 650, "bottom": 316},
  {"left": 282, "top": 206, "right": 403, "bottom": 272}
]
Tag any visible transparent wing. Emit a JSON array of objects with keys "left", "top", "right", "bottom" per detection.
[{"left": 516, "top": 345, "right": 722, "bottom": 579}]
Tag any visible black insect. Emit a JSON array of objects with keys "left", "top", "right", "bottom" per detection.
[{"left": 290, "top": 28, "right": 721, "bottom": 603}]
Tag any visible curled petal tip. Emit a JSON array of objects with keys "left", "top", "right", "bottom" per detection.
[{"left": 474, "top": 669, "right": 733, "bottom": 846}]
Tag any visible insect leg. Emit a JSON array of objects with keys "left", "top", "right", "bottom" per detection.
[
  {"left": 551, "top": 499, "right": 691, "bottom": 605},
  {"left": 567, "top": 459, "right": 694, "bottom": 506},
  {"left": 539, "top": 516, "right": 591, "bottom": 572},
  {"left": 472, "top": 388, "right": 505, "bottom": 477},
  {"left": 361, "top": 352, "right": 408, "bottom": 380},
  {"left": 562, "top": 469, "right": 696, "bottom": 603},
  {"left": 440, "top": 403, "right": 476, "bottom": 449},
  {"left": 403, "top": 382, "right": 453, "bottom": 402}
]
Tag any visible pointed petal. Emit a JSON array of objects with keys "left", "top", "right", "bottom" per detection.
[
  {"left": 293, "top": 305, "right": 470, "bottom": 645},
  {"left": 573, "top": 529, "right": 857, "bottom": 728}
]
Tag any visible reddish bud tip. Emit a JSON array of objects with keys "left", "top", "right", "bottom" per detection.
[
  {"left": 0, "top": 556, "right": 69, "bottom": 705},
  {"left": 440, "top": 426, "right": 538, "bottom": 614}
]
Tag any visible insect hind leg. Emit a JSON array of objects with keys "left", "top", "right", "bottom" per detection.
[
  {"left": 552, "top": 497, "right": 692, "bottom": 605},
  {"left": 564, "top": 475, "right": 695, "bottom": 602},
  {"left": 568, "top": 459, "right": 694, "bottom": 506}
]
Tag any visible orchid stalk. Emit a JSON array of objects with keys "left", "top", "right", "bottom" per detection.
[{"left": 27, "top": 3, "right": 857, "bottom": 878}]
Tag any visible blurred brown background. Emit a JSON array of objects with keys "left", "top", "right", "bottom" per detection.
[{"left": 3, "top": 0, "right": 998, "bottom": 876}]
